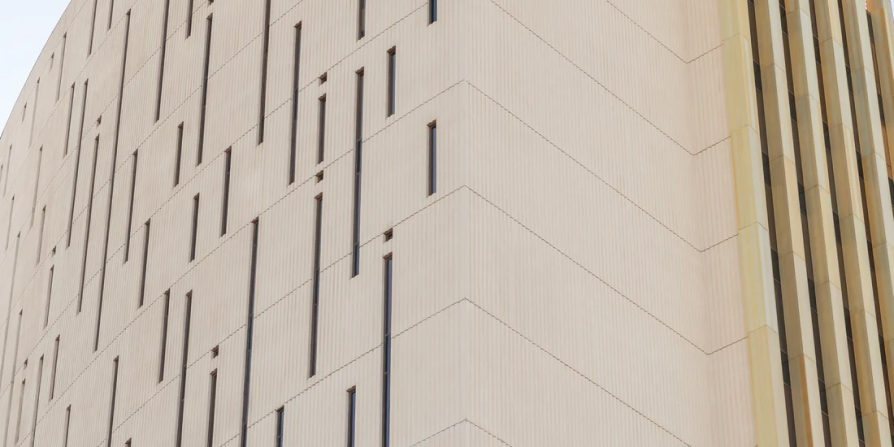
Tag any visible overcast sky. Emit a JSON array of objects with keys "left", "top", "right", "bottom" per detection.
[{"left": 0, "top": 0, "right": 70, "bottom": 128}]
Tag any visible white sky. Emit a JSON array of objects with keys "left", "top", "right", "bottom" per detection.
[{"left": 0, "top": 0, "right": 70, "bottom": 129}]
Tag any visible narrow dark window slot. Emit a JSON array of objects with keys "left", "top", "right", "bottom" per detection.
[
  {"left": 357, "top": 0, "right": 366, "bottom": 39},
  {"left": 197, "top": 15, "right": 213, "bottom": 166},
  {"left": 387, "top": 48, "right": 396, "bottom": 116},
  {"left": 190, "top": 194, "right": 200, "bottom": 261},
  {"left": 275, "top": 406, "right": 284, "bottom": 447},
  {"left": 107, "top": 0, "right": 114, "bottom": 29},
  {"left": 221, "top": 148, "right": 231, "bottom": 236},
  {"left": 28, "top": 80, "right": 39, "bottom": 146},
  {"left": 124, "top": 151, "right": 138, "bottom": 262},
  {"left": 56, "top": 34, "right": 66, "bottom": 101},
  {"left": 49, "top": 337, "right": 59, "bottom": 399},
  {"left": 4, "top": 196, "right": 12, "bottom": 249},
  {"left": 30, "top": 146, "right": 43, "bottom": 227},
  {"left": 88, "top": 0, "right": 98, "bottom": 54},
  {"left": 106, "top": 357, "right": 119, "bottom": 447},
  {"left": 175, "top": 292, "right": 193, "bottom": 447},
  {"left": 428, "top": 122, "right": 436, "bottom": 195},
  {"left": 78, "top": 136, "right": 101, "bottom": 313},
  {"left": 43, "top": 266, "right": 54, "bottom": 328},
  {"left": 347, "top": 387, "right": 356, "bottom": 447},
  {"left": 317, "top": 95, "right": 326, "bottom": 163},
  {"left": 289, "top": 23, "right": 302, "bottom": 184},
  {"left": 62, "top": 406, "right": 70, "bottom": 447},
  {"left": 186, "top": 0, "right": 194, "bottom": 37},
  {"left": 351, "top": 69, "right": 364, "bottom": 277},
  {"left": 138, "top": 220, "right": 151, "bottom": 307},
  {"left": 29, "top": 356, "right": 43, "bottom": 447},
  {"left": 174, "top": 123, "right": 184, "bottom": 186},
  {"left": 67, "top": 80, "right": 89, "bottom": 248},
  {"left": 64, "top": 84, "right": 74, "bottom": 155},
  {"left": 429, "top": 0, "right": 437, "bottom": 23},
  {"left": 159, "top": 290, "right": 171, "bottom": 382},
  {"left": 310, "top": 195, "right": 322, "bottom": 377},
  {"left": 96, "top": 11, "right": 132, "bottom": 352},
  {"left": 240, "top": 219, "right": 259, "bottom": 447},
  {"left": 36, "top": 206, "right": 46, "bottom": 263},
  {"left": 382, "top": 255, "right": 392, "bottom": 447},
  {"left": 156, "top": 0, "right": 172, "bottom": 121},
  {"left": 206, "top": 370, "right": 217, "bottom": 447},
  {"left": 14, "top": 378, "right": 25, "bottom": 443},
  {"left": 258, "top": 0, "right": 272, "bottom": 144}
]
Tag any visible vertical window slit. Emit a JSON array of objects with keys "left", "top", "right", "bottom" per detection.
[
  {"left": 175, "top": 292, "right": 192, "bottom": 447},
  {"left": 429, "top": 0, "right": 437, "bottom": 23},
  {"left": 78, "top": 135, "right": 101, "bottom": 314},
  {"left": 62, "top": 406, "right": 70, "bottom": 447},
  {"left": 67, "top": 80, "right": 89, "bottom": 248},
  {"left": 310, "top": 195, "right": 322, "bottom": 377},
  {"left": 186, "top": 0, "right": 194, "bottom": 37},
  {"left": 29, "top": 356, "right": 43, "bottom": 447},
  {"left": 428, "top": 121, "right": 437, "bottom": 195},
  {"left": 49, "top": 337, "right": 59, "bottom": 399},
  {"left": 197, "top": 15, "right": 213, "bottom": 166},
  {"left": 14, "top": 377, "right": 25, "bottom": 443},
  {"left": 107, "top": 0, "right": 114, "bottom": 29},
  {"left": 4, "top": 197, "right": 12, "bottom": 249},
  {"left": 30, "top": 147, "right": 42, "bottom": 228},
  {"left": 138, "top": 220, "right": 151, "bottom": 307},
  {"left": 29, "top": 80, "right": 39, "bottom": 146},
  {"left": 56, "top": 34, "right": 66, "bottom": 101},
  {"left": 382, "top": 255, "right": 392, "bottom": 447},
  {"left": 174, "top": 123, "right": 184, "bottom": 186},
  {"left": 347, "top": 387, "right": 356, "bottom": 447},
  {"left": 351, "top": 69, "right": 364, "bottom": 277},
  {"left": 64, "top": 83, "right": 74, "bottom": 155},
  {"left": 106, "top": 357, "right": 119, "bottom": 447},
  {"left": 43, "top": 266, "right": 54, "bottom": 328},
  {"left": 387, "top": 48, "right": 396, "bottom": 117},
  {"left": 124, "top": 151, "right": 138, "bottom": 262},
  {"left": 159, "top": 290, "right": 170, "bottom": 382},
  {"left": 221, "top": 148, "right": 231, "bottom": 236},
  {"left": 241, "top": 218, "right": 259, "bottom": 447},
  {"left": 357, "top": 0, "right": 366, "bottom": 39},
  {"left": 156, "top": 0, "right": 171, "bottom": 121},
  {"left": 258, "top": 0, "right": 272, "bottom": 144},
  {"left": 0, "top": 237, "right": 21, "bottom": 432},
  {"left": 206, "top": 369, "right": 217, "bottom": 447},
  {"left": 190, "top": 194, "right": 199, "bottom": 261},
  {"left": 88, "top": 0, "right": 98, "bottom": 54},
  {"left": 36, "top": 206, "right": 46, "bottom": 263},
  {"left": 317, "top": 95, "right": 326, "bottom": 164},
  {"left": 289, "top": 23, "right": 302, "bottom": 184},
  {"left": 275, "top": 406, "right": 284, "bottom": 447}
]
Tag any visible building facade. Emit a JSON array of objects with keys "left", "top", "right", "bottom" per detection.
[{"left": 3, "top": 0, "right": 894, "bottom": 445}]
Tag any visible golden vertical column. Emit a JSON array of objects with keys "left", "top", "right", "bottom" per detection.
[
  {"left": 867, "top": 0, "right": 894, "bottom": 426},
  {"left": 815, "top": 0, "right": 894, "bottom": 444},
  {"left": 754, "top": 0, "right": 827, "bottom": 443},
  {"left": 784, "top": 0, "right": 862, "bottom": 442},
  {"left": 720, "top": 0, "right": 793, "bottom": 443},
  {"left": 841, "top": 0, "right": 894, "bottom": 438}
]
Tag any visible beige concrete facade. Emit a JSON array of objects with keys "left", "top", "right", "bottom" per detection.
[{"left": 1, "top": 0, "right": 893, "bottom": 446}]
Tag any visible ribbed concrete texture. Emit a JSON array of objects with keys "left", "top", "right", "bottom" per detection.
[{"left": 4, "top": 0, "right": 866, "bottom": 445}]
